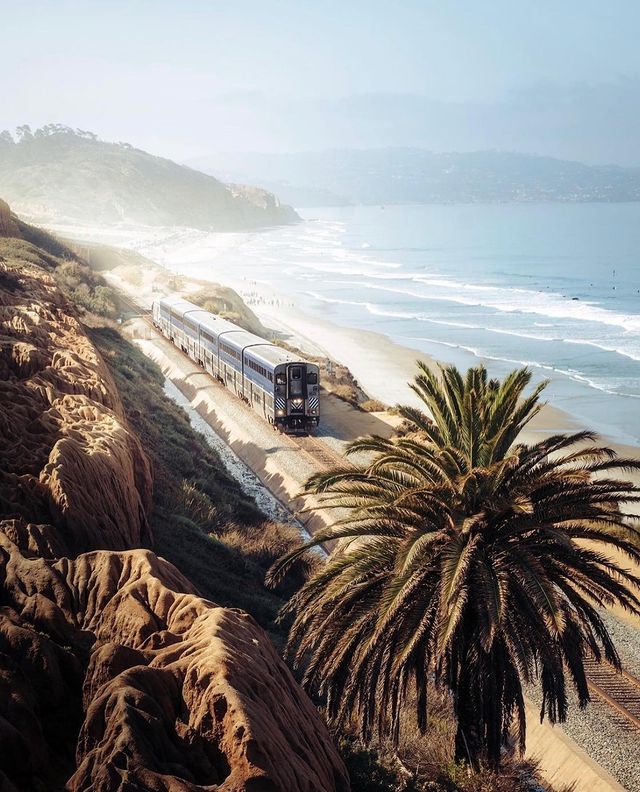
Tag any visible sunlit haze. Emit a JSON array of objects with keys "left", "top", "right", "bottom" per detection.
[{"left": 3, "top": 0, "right": 640, "bottom": 163}]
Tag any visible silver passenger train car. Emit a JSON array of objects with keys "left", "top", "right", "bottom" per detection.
[{"left": 152, "top": 296, "right": 320, "bottom": 433}]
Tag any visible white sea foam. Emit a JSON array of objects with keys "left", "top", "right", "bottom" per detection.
[
  {"left": 564, "top": 338, "right": 640, "bottom": 363},
  {"left": 351, "top": 280, "right": 640, "bottom": 335},
  {"left": 74, "top": 215, "right": 638, "bottom": 441},
  {"left": 404, "top": 336, "right": 639, "bottom": 399},
  {"left": 305, "top": 291, "right": 640, "bottom": 363},
  {"left": 283, "top": 224, "right": 640, "bottom": 335}
]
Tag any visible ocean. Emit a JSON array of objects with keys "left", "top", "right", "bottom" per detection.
[{"left": 129, "top": 203, "right": 640, "bottom": 445}]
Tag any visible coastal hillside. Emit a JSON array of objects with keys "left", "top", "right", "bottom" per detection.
[
  {"left": 0, "top": 125, "right": 299, "bottom": 229},
  {"left": 192, "top": 148, "right": 640, "bottom": 205},
  {"left": 68, "top": 237, "right": 272, "bottom": 336},
  {"left": 0, "top": 201, "right": 348, "bottom": 791}
]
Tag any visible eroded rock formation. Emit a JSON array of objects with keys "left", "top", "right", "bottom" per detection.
[
  {"left": 0, "top": 217, "right": 349, "bottom": 791},
  {"left": 0, "top": 537, "right": 349, "bottom": 791},
  {"left": 0, "top": 260, "right": 152, "bottom": 553}
]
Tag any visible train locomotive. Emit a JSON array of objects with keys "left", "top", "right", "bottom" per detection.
[{"left": 152, "top": 296, "right": 320, "bottom": 433}]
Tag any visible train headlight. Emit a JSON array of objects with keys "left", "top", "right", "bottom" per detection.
[{"left": 276, "top": 409, "right": 285, "bottom": 416}]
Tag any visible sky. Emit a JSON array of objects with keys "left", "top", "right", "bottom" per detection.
[{"left": 3, "top": 1, "right": 640, "bottom": 163}]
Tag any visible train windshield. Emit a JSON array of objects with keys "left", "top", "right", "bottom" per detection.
[
  {"left": 306, "top": 370, "right": 318, "bottom": 385},
  {"left": 289, "top": 366, "right": 303, "bottom": 396}
]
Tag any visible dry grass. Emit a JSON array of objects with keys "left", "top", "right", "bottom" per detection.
[
  {"left": 339, "top": 689, "right": 548, "bottom": 792},
  {"left": 360, "top": 398, "right": 388, "bottom": 412}
]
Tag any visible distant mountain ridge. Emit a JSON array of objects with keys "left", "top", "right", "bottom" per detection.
[
  {"left": 0, "top": 125, "right": 299, "bottom": 229},
  {"left": 189, "top": 148, "right": 640, "bottom": 206}
]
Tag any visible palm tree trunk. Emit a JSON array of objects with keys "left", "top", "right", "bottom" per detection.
[
  {"left": 455, "top": 646, "right": 505, "bottom": 768},
  {"left": 454, "top": 667, "right": 483, "bottom": 768}
]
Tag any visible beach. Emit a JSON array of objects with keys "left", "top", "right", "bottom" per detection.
[
  {"left": 46, "top": 210, "right": 640, "bottom": 460},
  {"left": 47, "top": 201, "right": 640, "bottom": 445},
  {"left": 229, "top": 285, "right": 640, "bottom": 468},
  {"left": 88, "top": 231, "right": 640, "bottom": 467},
  {"left": 74, "top": 216, "right": 640, "bottom": 780}
]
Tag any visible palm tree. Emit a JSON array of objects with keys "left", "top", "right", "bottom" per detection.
[{"left": 268, "top": 362, "right": 640, "bottom": 767}]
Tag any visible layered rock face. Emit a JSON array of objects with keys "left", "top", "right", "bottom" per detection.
[
  {"left": 0, "top": 261, "right": 152, "bottom": 553},
  {"left": 0, "top": 230, "right": 349, "bottom": 790},
  {"left": 0, "top": 539, "right": 349, "bottom": 791}
]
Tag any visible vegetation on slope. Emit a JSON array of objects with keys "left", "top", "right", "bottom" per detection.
[
  {"left": 0, "top": 220, "right": 120, "bottom": 320},
  {"left": 0, "top": 124, "right": 299, "bottom": 229},
  {"left": 89, "top": 325, "right": 316, "bottom": 632},
  {"left": 189, "top": 283, "right": 270, "bottom": 336}
]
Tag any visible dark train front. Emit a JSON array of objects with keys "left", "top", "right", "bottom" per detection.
[{"left": 274, "top": 361, "right": 320, "bottom": 433}]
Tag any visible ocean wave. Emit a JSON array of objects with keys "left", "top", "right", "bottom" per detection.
[
  {"left": 357, "top": 280, "right": 640, "bottom": 334},
  {"left": 563, "top": 338, "right": 640, "bottom": 363},
  {"left": 305, "top": 291, "right": 640, "bottom": 363},
  {"left": 295, "top": 261, "right": 407, "bottom": 278},
  {"left": 404, "top": 336, "right": 640, "bottom": 399},
  {"left": 284, "top": 228, "right": 640, "bottom": 332},
  {"left": 304, "top": 292, "right": 421, "bottom": 320},
  {"left": 304, "top": 292, "right": 370, "bottom": 309}
]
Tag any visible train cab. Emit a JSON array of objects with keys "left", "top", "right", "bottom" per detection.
[{"left": 274, "top": 361, "right": 320, "bottom": 433}]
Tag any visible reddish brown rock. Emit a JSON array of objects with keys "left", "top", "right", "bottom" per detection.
[
  {"left": 0, "top": 535, "right": 350, "bottom": 791},
  {"left": 0, "top": 221, "right": 350, "bottom": 791},
  {"left": 0, "top": 260, "right": 152, "bottom": 552}
]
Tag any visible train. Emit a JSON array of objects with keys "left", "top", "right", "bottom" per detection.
[{"left": 152, "top": 296, "right": 320, "bottom": 433}]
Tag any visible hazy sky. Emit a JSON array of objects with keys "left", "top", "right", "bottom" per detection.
[{"left": 3, "top": 1, "right": 640, "bottom": 163}]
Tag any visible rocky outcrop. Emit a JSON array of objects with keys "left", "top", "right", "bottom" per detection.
[
  {"left": 0, "top": 537, "right": 349, "bottom": 791},
  {"left": 0, "top": 217, "right": 349, "bottom": 791},
  {"left": 0, "top": 198, "right": 19, "bottom": 237},
  {"left": 0, "top": 260, "right": 152, "bottom": 553}
]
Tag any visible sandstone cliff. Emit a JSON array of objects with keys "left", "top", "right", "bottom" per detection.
[
  {"left": 0, "top": 207, "right": 349, "bottom": 791},
  {"left": 0, "top": 537, "right": 349, "bottom": 791},
  {"left": 0, "top": 260, "right": 152, "bottom": 553}
]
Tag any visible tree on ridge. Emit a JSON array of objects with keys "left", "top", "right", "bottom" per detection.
[{"left": 268, "top": 362, "right": 640, "bottom": 767}]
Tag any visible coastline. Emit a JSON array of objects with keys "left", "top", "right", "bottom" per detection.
[
  {"left": 233, "top": 283, "right": 640, "bottom": 459},
  {"left": 231, "top": 285, "right": 640, "bottom": 633},
  {"left": 48, "top": 218, "right": 639, "bottom": 457},
  {"left": 29, "top": 220, "right": 640, "bottom": 792}
]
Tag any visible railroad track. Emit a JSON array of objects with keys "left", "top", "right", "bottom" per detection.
[
  {"left": 120, "top": 304, "right": 346, "bottom": 477},
  {"left": 118, "top": 293, "right": 150, "bottom": 318},
  {"left": 584, "top": 657, "right": 640, "bottom": 732},
  {"left": 293, "top": 434, "right": 352, "bottom": 471}
]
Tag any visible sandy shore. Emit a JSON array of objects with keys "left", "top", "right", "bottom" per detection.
[
  {"left": 84, "top": 229, "right": 640, "bottom": 792},
  {"left": 99, "top": 243, "right": 640, "bottom": 466},
  {"left": 241, "top": 291, "right": 640, "bottom": 456},
  {"left": 48, "top": 216, "right": 639, "bottom": 455},
  {"left": 121, "top": 265, "right": 639, "bottom": 792}
]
